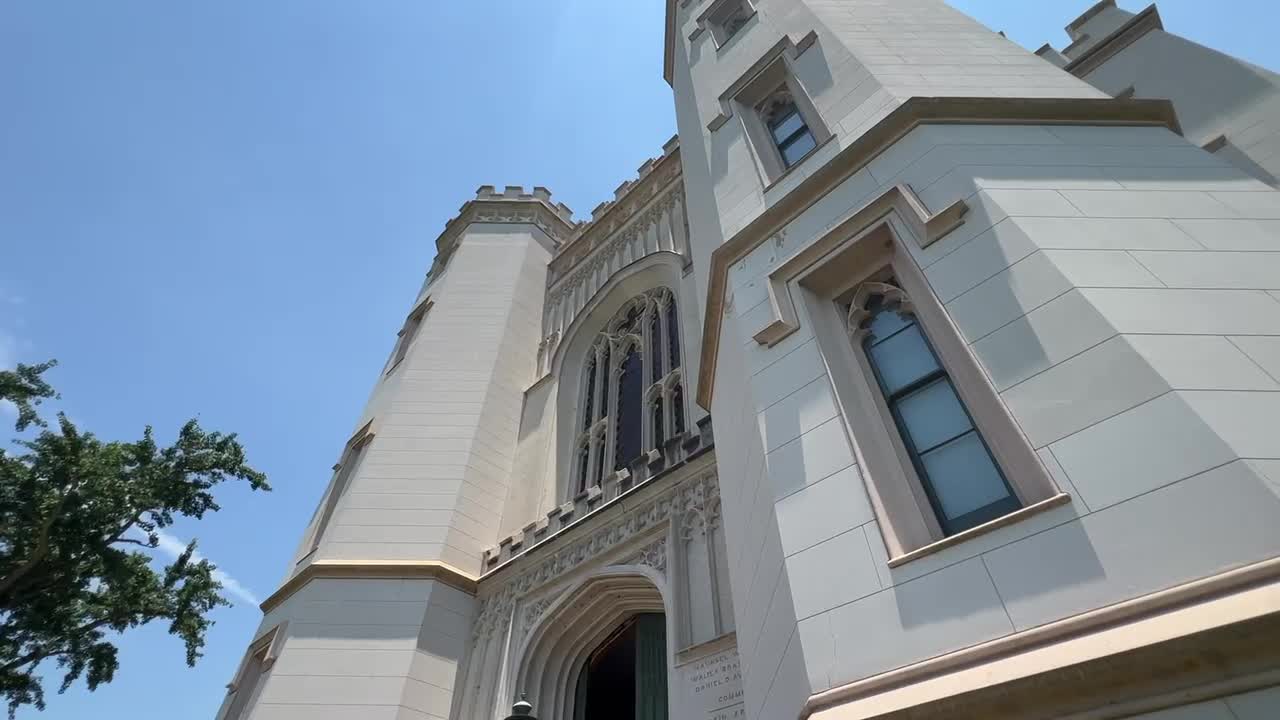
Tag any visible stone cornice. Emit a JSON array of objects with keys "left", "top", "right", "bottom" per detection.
[
  {"left": 470, "top": 452, "right": 718, "bottom": 642},
  {"left": 695, "top": 95, "right": 1182, "bottom": 410},
  {"left": 432, "top": 186, "right": 579, "bottom": 270},
  {"left": 548, "top": 139, "right": 683, "bottom": 287},
  {"left": 1064, "top": 4, "right": 1163, "bottom": 78},
  {"left": 1066, "top": 0, "right": 1118, "bottom": 36},
  {"left": 804, "top": 556, "right": 1280, "bottom": 719},
  {"left": 259, "top": 560, "right": 480, "bottom": 613}
]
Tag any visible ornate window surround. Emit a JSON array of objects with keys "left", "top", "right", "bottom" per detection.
[
  {"left": 463, "top": 466, "right": 723, "bottom": 720},
  {"left": 745, "top": 194, "right": 1068, "bottom": 562},
  {"left": 760, "top": 88, "right": 819, "bottom": 170},
  {"left": 690, "top": 0, "right": 758, "bottom": 49},
  {"left": 384, "top": 297, "right": 432, "bottom": 375},
  {"left": 706, "top": 31, "right": 830, "bottom": 183},
  {"left": 846, "top": 278, "right": 1022, "bottom": 536},
  {"left": 572, "top": 287, "right": 686, "bottom": 501},
  {"left": 297, "top": 419, "right": 377, "bottom": 564},
  {"left": 220, "top": 622, "right": 287, "bottom": 720}
]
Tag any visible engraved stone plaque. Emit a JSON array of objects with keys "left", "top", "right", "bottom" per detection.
[{"left": 677, "top": 646, "right": 744, "bottom": 720}]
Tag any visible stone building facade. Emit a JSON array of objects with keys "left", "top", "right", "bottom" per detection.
[{"left": 214, "top": 2, "right": 1280, "bottom": 718}]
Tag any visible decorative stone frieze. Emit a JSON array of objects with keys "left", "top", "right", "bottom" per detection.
[
  {"left": 422, "top": 185, "right": 579, "bottom": 299},
  {"left": 630, "top": 537, "right": 669, "bottom": 577},
  {"left": 540, "top": 142, "right": 690, "bottom": 352},
  {"left": 472, "top": 467, "right": 718, "bottom": 641}
]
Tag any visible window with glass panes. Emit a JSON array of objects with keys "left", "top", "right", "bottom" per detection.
[
  {"left": 573, "top": 288, "right": 685, "bottom": 497},
  {"left": 706, "top": 0, "right": 754, "bottom": 46},
  {"left": 850, "top": 282, "right": 1020, "bottom": 535},
  {"left": 762, "top": 92, "right": 817, "bottom": 169}
]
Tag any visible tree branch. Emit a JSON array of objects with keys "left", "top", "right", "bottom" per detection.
[
  {"left": 101, "top": 510, "right": 147, "bottom": 549},
  {"left": 0, "top": 619, "right": 114, "bottom": 674},
  {"left": 0, "top": 500, "right": 64, "bottom": 600}
]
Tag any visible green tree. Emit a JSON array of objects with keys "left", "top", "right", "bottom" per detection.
[{"left": 0, "top": 361, "right": 269, "bottom": 717}]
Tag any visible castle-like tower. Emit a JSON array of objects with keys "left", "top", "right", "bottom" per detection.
[{"left": 216, "top": 2, "right": 1280, "bottom": 719}]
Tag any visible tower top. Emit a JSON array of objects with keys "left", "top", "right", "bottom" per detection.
[{"left": 472, "top": 185, "right": 576, "bottom": 225}]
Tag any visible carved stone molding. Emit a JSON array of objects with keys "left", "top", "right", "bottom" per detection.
[
  {"left": 516, "top": 589, "right": 565, "bottom": 647},
  {"left": 630, "top": 537, "right": 669, "bottom": 577},
  {"left": 680, "top": 473, "right": 722, "bottom": 540},
  {"left": 549, "top": 185, "right": 685, "bottom": 304},
  {"left": 472, "top": 469, "right": 718, "bottom": 640},
  {"left": 846, "top": 281, "right": 914, "bottom": 343}
]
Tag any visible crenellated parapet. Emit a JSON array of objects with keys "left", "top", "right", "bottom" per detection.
[
  {"left": 537, "top": 137, "right": 688, "bottom": 367},
  {"left": 418, "top": 184, "right": 579, "bottom": 298}
]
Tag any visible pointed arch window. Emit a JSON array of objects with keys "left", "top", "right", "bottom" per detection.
[
  {"left": 761, "top": 91, "right": 817, "bottom": 169},
  {"left": 574, "top": 288, "right": 685, "bottom": 497},
  {"left": 847, "top": 281, "right": 1020, "bottom": 535}
]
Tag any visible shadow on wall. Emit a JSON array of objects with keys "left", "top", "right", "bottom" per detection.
[
  {"left": 900, "top": 519, "right": 1105, "bottom": 623},
  {"left": 1214, "top": 139, "right": 1278, "bottom": 186},
  {"left": 1104, "top": 31, "right": 1277, "bottom": 139},
  {"left": 793, "top": 34, "right": 835, "bottom": 100},
  {"left": 932, "top": 142, "right": 1268, "bottom": 393}
]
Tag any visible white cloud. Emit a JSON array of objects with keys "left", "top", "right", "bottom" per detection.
[{"left": 152, "top": 530, "right": 261, "bottom": 607}]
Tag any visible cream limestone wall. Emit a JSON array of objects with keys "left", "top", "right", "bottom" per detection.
[
  {"left": 300, "top": 221, "right": 556, "bottom": 575},
  {"left": 218, "top": 1, "right": 1280, "bottom": 718},
  {"left": 716, "top": 119, "right": 1280, "bottom": 719},
  {"left": 1051, "top": 3, "right": 1280, "bottom": 186},
  {"left": 215, "top": 577, "right": 474, "bottom": 720},
  {"left": 221, "top": 198, "right": 565, "bottom": 720},
  {"left": 671, "top": 0, "right": 1107, "bottom": 257},
  {"left": 671, "top": 2, "right": 1280, "bottom": 719},
  {"left": 1059, "top": 0, "right": 1135, "bottom": 60}
]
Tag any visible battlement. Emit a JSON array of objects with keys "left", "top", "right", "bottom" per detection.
[
  {"left": 586, "top": 134, "right": 681, "bottom": 223},
  {"left": 473, "top": 184, "right": 576, "bottom": 224}
]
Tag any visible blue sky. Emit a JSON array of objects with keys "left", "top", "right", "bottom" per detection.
[{"left": 1, "top": 1, "right": 1275, "bottom": 718}]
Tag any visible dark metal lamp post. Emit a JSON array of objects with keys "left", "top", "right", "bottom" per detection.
[{"left": 503, "top": 695, "right": 536, "bottom": 720}]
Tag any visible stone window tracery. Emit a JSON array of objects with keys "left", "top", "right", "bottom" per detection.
[
  {"left": 573, "top": 288, "right": 684, "bottom": 497},
  {"left": 704, "top": 0, "right": 756, "bottom": 47},
  {"left": 761, "top": 90, "right": 818, "bottom": 169}
]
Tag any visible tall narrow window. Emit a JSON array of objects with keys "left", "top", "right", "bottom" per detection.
[
  {"left": 576, "top": 442, "right": 591, "bottom": 495},
  {"left": 571, "top": 289, "right": 686, "bottom": 499},
  {"left": 704, "top": 0, "right": 755, "bottom": 46},
  {"left": 223, "top": 647, "right": 265, "bottom": 720},
  {"left": 653, "top": 397, "right": 666, "bottom": 448},
  {"left": 614, "top": 348, "right": 643, "bottom": 471},
  {"left": 762, "top": 92, "right": 817, "bottom": 169},
  {"left": 386, "top": 300, "right": 432, "bottom": 374},
  {"left": 306, "top": 422, "right": 374, "bottom": 556},
  {"left": 672, "top": 384, "right": 686, "bottom": 437},
  {"left": 583, "top": 359, "right": 597, "bottom": 432},
  {"left": 666, "top": 301, "right": 681, "bottom": 370},
  {"left": 723, "top": 10, "right": 751, "bottom": 38},
  {"left": 852, "top": 284, "right": 1020, "bottom": 535},
  {"left": 650, "top": 312, "right": 663, "bottom": 384},
  {"left": 223, "top": 627, "right": 281, "bottom": 720}
]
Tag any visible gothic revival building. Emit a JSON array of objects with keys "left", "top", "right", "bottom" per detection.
[{"left": 215, "top": 1, "right": 1280, "bottom": 718}]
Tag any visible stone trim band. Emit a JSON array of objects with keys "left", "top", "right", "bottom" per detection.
[
  {"left": 803, "top": 555, "right": 1280, "bottom": 719},
  {"left": 259, "top": 560, "right": 480, "bottom": 613},
  {"left": 1064, "top": 4, "right": 1164, "bottom": 78}
]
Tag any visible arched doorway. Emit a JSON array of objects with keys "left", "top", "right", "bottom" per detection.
[
  {"left": 513, "top": 569, "right": 671, "bottom": 720},
  {"left": 573, "top": 613, "right": 668, "bottom": 720}
]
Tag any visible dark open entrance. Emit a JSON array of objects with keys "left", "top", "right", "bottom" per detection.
[{"left": 574, "top": 614, "right": 668, "bottom": 720}]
